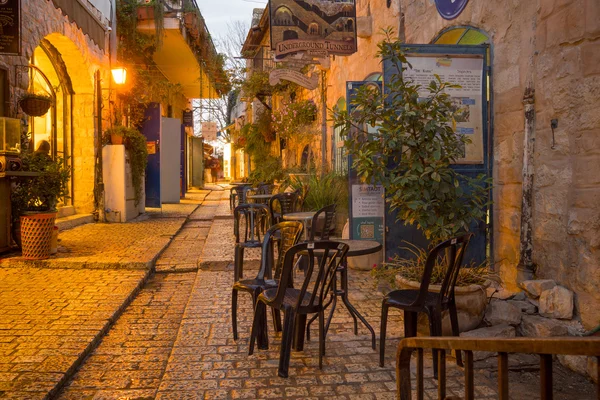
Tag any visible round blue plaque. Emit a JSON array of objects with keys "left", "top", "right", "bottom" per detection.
[{"left": 435, "top": 0, "right": 469, "bottom": 20}]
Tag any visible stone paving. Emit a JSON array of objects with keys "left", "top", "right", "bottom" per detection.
[
  {"left": 0, "top": 268, "right": 148, "bottom": 399},
  {"left": 5, "top": 188, "right": 596, "bottom": 399}
]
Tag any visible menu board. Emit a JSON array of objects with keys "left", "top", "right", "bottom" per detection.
[
  {"left": 403, "top": 55, "right": 484, "bottom": 164},
  {"left": 351, "top": 184, "right": 384, "bottom": 244},
  {"left": 0, "top": 0, "right": 20, "bottom": 55}
]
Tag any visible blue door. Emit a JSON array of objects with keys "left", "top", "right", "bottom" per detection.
[
  {"left": 382, "top": 44, "right": 492, "bottom": 265},
  {"left": 142, "top": 103, "right": 161, "bottom": 208}
]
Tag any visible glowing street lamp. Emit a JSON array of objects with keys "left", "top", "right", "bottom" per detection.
[{"left": 111, "top": 68, "right": 127, "bottom": 85}]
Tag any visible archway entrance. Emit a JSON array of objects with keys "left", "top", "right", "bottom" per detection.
[{"left": 29, "top": 33, "right": 96, "bottom": 214}]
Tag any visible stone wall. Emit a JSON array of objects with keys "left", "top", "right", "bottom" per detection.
[
  {"left": 0, "top": 0, "right": 111, "bottom": 215},
  {"left": 393, "top": 0, "right": 599, "bottom": 329}
]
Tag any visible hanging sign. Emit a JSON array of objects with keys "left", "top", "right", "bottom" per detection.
[
  {"left": 182, "top": 110, "right": 193, "bottom": 128},
  {"left": 435, "top": 0, "right": 469, "bottom": 20},
  {"left": 402, "top": 54, "right": 484, "bottom": 164},
  {"left": 0, "top": 0, "right": 21, "bottom": 55},
  {"left": 269, "top": 69, "right": 319, "bottom": 90},
  {"left": 201, "top": 121, "right": 218, "bottom": 141},
  {"left": 269, "top": 0, "right": 357, "bottom": 59},
  {"left": 351, "top": 184, "right": 385, "bottom": 244}
]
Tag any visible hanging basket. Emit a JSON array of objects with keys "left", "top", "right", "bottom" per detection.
[
  {"left": 19, "top": 97, "right": 52, "bottom": 117},
  {"left": 20, "top": 212, "right": 57, "bottom": 260}
]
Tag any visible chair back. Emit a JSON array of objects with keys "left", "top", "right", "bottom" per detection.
[
  {"left": 269, "top": 192, "right": 299, "bottom": 222},
  {"left": 274, "top": 241, "right": 349, "bottom": 311},
  {"left": 310, "top": 204, "right": 337, "bottom": 241},
  {"left": 413, "top": 233, "right": 473, "bottom": 308},
  {"left": 232, "top": 185, "right": 252, "bottom": 205},
  {"left": 256, "top": 221, "right": 304, "bottom": 281},
  {"left": 257, "top": 183, "right": 274, "bottom": 195},
  {"left": 234, "top": 203, "right": 270, "bottom": 244}
]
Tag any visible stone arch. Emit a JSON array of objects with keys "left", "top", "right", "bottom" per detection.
[
  {"left": 346, "top": 19, "right": 354, "bottom": 32},
  {"left": 35, "top": 32, "right": 97, "bottom": 214}
]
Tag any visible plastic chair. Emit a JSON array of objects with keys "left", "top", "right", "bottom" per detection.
[
  {"left": 230, "top": 185, "right": 252, "bottom": 210},
  {"left": 379, "top": 233, "right": 473, "bottom": 372},
  {"left": 233, "top": 204, "right": 271, "bottom": 281},
  {"left": 231, "top": 221, "right": 304, "bottom": 341},
  {"left": 309, "top": 204, "right": 336, "bottom": 241},
  {"left": 248, "top": 240, "right": 350, "bottom": 378},
  {"left": 269, "top": 192, "right": 299, "bottom": 224}
]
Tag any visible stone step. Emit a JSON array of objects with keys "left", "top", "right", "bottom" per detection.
[{"left": 56, "top": 213, "right": 94, "bottom": 231}]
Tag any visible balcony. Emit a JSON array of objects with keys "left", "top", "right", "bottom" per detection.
[{"left": 135, "top": 0, "right": 228, "bottom": 99}]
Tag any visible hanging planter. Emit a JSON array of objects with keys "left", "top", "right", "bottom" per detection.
[{"left": 18, "top": 94, "right": 52, "bottom": 117}]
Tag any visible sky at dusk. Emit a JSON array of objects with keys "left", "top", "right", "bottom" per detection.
[{"left": 195, "top": 0, "right": 268, "bottom": 50}]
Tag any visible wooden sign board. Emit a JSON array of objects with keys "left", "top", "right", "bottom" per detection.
[{"left": 0, "top": 0, "right": 21, "bottom": 55}]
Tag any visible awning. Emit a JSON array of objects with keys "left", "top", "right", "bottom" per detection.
[{"left": 51, "top": 0, "right": 106, "bottom": 50}]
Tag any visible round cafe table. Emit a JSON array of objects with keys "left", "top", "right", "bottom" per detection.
[
  {"left": 246, "top": 193, "right": 274, "bottom": 205},
  {"left": 282, "top": 211, "right": 316, "bottom": 240}
]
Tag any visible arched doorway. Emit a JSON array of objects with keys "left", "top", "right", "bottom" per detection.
[{"left": 30, "top": 33, "right": 96, "bottom": 214}]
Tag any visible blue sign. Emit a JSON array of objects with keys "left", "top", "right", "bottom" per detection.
[{"left": 435, "top": 0, "right": 469, "bottom": 20}]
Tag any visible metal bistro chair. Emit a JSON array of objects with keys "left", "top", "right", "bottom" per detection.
[
  {"left": 231, "top": 221, "right": 304, "bottom": 341},
  {"left": 269, "top": 192, "right": 299, "bottom": 224},
  {"left": 248, "top": 240, "right": 350, "bottom": 378},
  {"left": 379, "top": 233, "right": 473, "bottom": 373},
  {"left": 233, "top": 204, "right": 271, "bottom": 282}
]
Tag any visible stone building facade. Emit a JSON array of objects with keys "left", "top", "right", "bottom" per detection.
[
  {"left": 1, "top": 0, "right": 112, "bottom": 216},
  {"left": 325, "top": 0, "right": 600, "bottom": 329}
]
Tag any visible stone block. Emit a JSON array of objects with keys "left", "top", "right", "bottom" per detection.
[
  {"left": 539, "top": 286, "right": 574, "bottom": 319},
  {"left": 356, "top": 16, "right": 372, "bottom": 38},
  {"left": 460, "top": 325, "right": 516, "bottom": 361},
  {"left": 519, "top": 315, "right": 568, "bottom": 337},
  {"left": 588, "top": 357, "right": 599, "bottom": 383},
  {"left": 520, "top": 279, "right": 556, "bottom": 298},
  {"left": 508, "top": 300, "right": 537, "bottom": 314},
  {"left": 513, "top": 291, "right": 527, "bottom": 301},
  {"left": 485, "top": 301, "right": 522, "bottom": 326},
  {"left": 558, "top": 354, "right": 589, "bottom": 376},
  {"left": 583, "top": 42, "right": 600, "bottom": 77},
  {"left": 586, "top": 0, "right": 600, "bottom": 36}
]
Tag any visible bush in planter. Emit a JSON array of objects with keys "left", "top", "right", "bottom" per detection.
[
  {"left": 103, "top": 126, "right": 148, "bottom": 207},
  {"left": 11, "top": 151, "right": 70, "bottom": 259}
]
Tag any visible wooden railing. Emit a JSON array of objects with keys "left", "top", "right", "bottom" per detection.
[{"left": 396, "top": 336, "right": 600, "bottom": 400}]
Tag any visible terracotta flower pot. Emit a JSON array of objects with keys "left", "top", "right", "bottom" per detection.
[
  {"left": 20, "top": 212, "right": 57, "bottom": 260},
  {"left": 395, "top": 275, "right": 489, "bottom": 335},
  {"left": 110, "top": 134, "right": 124, "bottom": 145}
]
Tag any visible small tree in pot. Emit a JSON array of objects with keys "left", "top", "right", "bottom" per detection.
[
  {"left": 11, "top": 148, "right": 70, "bottom": 259},
  {"left": 334, "top": 30, "right": 492, "bottom": 332}
]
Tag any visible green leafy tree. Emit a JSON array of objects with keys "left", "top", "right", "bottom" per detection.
[{"left": 335, "top": 30, "right": 491, "bottom": 244}]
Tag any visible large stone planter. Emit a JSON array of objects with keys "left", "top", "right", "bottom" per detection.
[{"left": 395, "top": 275, "right": 489, "bottom": 335}]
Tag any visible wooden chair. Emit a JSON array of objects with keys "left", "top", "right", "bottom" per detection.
[
  {"left": 248, "top": 241, "right": 350, "bottom": 378},
  {"left": 231, "top": 221, "right": 303, "bottom": 341},
  {"left": 379, "top": 233, "right": 473, "bottom": 372},
  {"left": 233, "top": 204, "right": 271, "bottom": 281}
]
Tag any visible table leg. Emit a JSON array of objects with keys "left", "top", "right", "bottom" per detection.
[{"left": 339, "top": 260, "right": 377, "bottom": 350}]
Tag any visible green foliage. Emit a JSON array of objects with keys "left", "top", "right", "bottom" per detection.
[
  {"left": 11, "top": 152, "right": 71, "bottom": 214},
  {"left": 104, "top": 126, "right": 148, "bottom": 206},
  {"left": 271, "top": 100, "right": 317, "bottom": 139},
  {"left": 241, "top": 70, "right": 298, "bottom": 101},
  {"left": 248, "top": 156, "right": 285, "bottom": 185},
  {"left": 285, "top": 172, "right": 348, "bottom": 212},
  {"left": 335, "top": 30, "right": 492, "bottom": 244},
  {"left": 371, "top": 242, "right": 496, "bottom": 290}
]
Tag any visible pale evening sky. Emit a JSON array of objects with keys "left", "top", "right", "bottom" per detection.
[{"left": 195, "top": 0, "right": 268, "bottom": 51}]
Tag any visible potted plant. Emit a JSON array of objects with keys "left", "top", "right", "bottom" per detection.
[
  {"left": 18, "top": 93, "right": 53, "bottom": 117},
  {"left": 103, "top": 126, "right": 148, "bottom": 207},
  {"left": 335, "top": 30, "right": 493, "bottom": 332},
  {"left": 11, "top": 150, "right": 70, "bottom": 259}
]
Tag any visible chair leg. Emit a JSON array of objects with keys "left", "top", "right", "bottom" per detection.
[
  {"left": 379, "top": 301, "right": 389, "bottom": 368},
  {"left": 319, "top": 311, "right": 325, "bottom": 368},
  {"left": 234, "top": 245, "right": 244, "bottom": 282},
  {"left": 249, "top": 300, "right": 268, "bottom": 355},
  {"left": 307, "top": 292, "right": 334, "bottom": 341},
  {"left": 278, "top": 308, "right": 296, "bottom": 378},
  {"left": 429, "top": 309, "right": 443, "bottom": 380},
  {"left": 272, "top": 308, "right": 282, "bottom": 333},
  {"left": 248, "top": 300, "right": 260, "bottom": 356},
  {"left": 449, "top": 302, "right": 463, "bottom": 367},
  {"left": 232, "top": 289, "right": 238, "bottom": 341},
  {"left": 404, "top": 311, "right": 417, "bottom": 337}
]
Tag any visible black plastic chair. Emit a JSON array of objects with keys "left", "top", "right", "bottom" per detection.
[
  {"left": 269, "top": 192, "right": 299, "bottom": 224},
  {"left": 379, "top": 233, "right": 473, "bottom": 372},
  {"left": 231, "top": 221, "right": 303, "bottom": 341},
  {"left": 248, "top": 240, "right": 350, "bottom": 378},
  {"left": 308, "top": 204, "right": 336, "bottom": 241},
  {"left": 233, "top": 204, "right": 271, "bottom": 281},
  {"left": 230, "top": 185, "right": 252, "bottom": 210}
]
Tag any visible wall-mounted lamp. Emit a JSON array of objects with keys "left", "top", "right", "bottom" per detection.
[{"left": 111, "top": 68, "right": 127, "bottom": 85}]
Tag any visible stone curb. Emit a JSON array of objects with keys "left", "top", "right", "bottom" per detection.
[
  {"left": 47, "top": 267, "right": 154, "bottom": 400},
  {"left": 45, "top": 193, "right": 210, "bottom": 399}
]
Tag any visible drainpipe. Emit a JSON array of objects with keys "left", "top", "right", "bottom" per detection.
[{"left": 516, "top": 85, "right": 535, "bottom": 282}]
